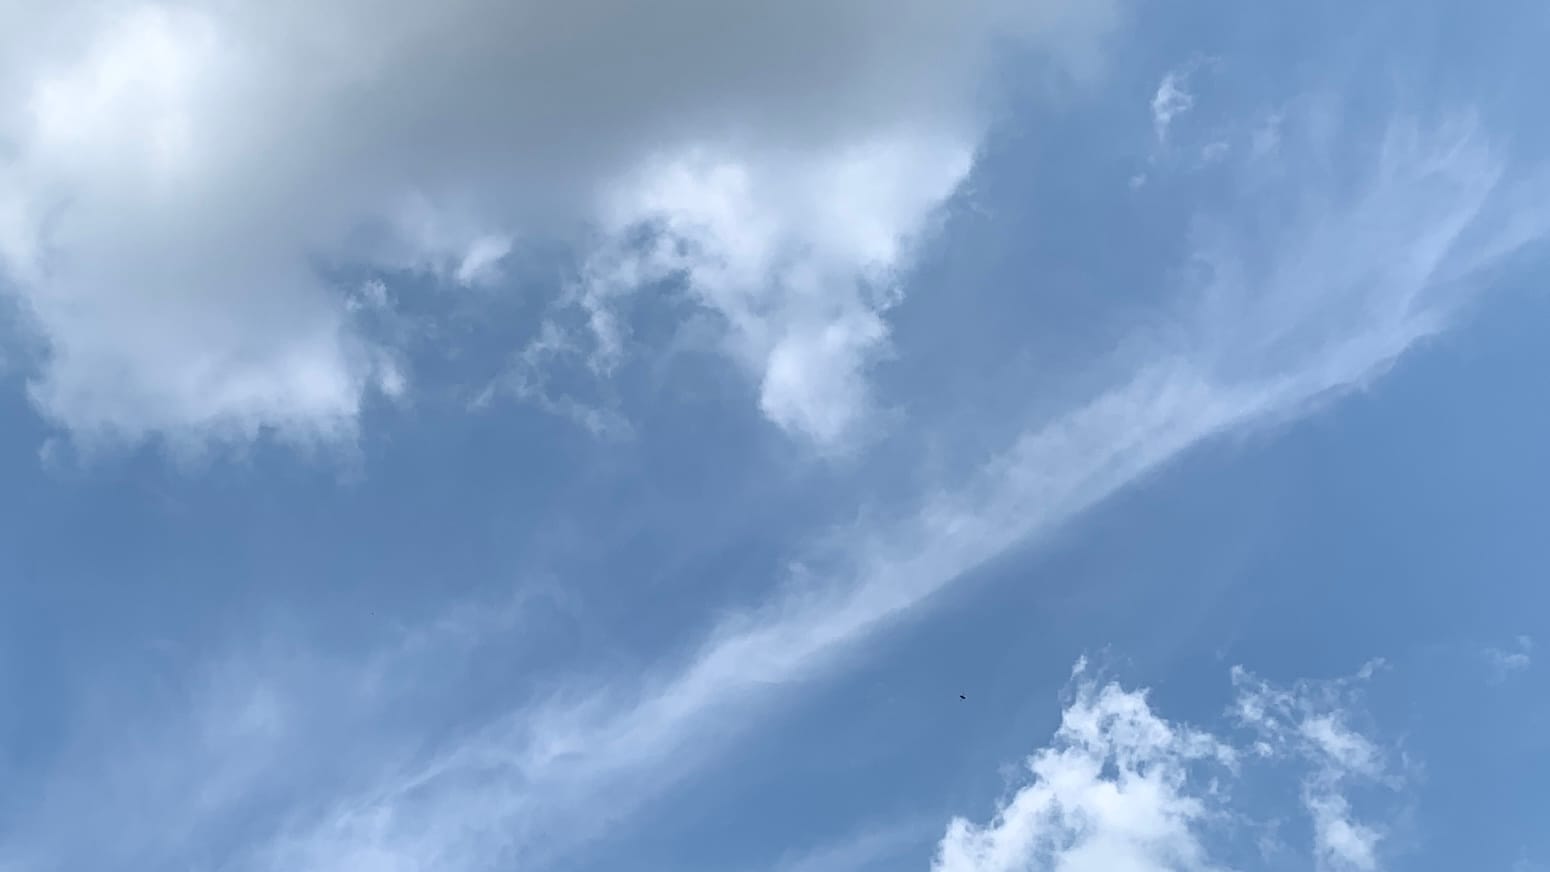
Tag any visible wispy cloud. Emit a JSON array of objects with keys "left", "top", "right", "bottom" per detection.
[
  {"left": 0, "top": 588, "right": 558, "bottom": 872},
  {"left": 1486, "top": 635, "right": 1534, "bottom": 681},
  {"left": 1151, "top": 70, "right": 1196, "bottom": 144},
  {"left": 931, "top": 659, "right": 1400, "bottom": 872},
  {"left": 765, "top": 819, "right": 932, "bottom": 872},
  {"left": 1231, "top": 661, "right": 1403, "bottom": 872}
]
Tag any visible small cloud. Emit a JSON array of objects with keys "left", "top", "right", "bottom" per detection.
[
  {"left": 554, "top": 134, "right": 973, "bottom": 451},
  {"left": 1486, "top": 635, "right": 1534, "bottom": 681},
  {"left": 343, "top": 279, "right": 411, "bottom": 404},
  {"left": 1230, "top": 662, "right": 1400, "bottom": 872},
  {"left": 36, "top": 435, "right": 72, "bottom": 473},
  {"left": 1140, "top": 57, "right": 1227, "bottom": 183},
  {"left": 1199, "top": 139, "right": 1231, "bottom": 165},
  {"left": 1151, "top": 69, "right": 1195, "bottom": 144},
  {"left": 345, "top": 278, "right": 391, "bottom": 313},
  {"left": 476, "top": 319, "right": 633, "bottom": 439},
  {"left": 454, "top": 234, "right": 514, "bottom": 286}
]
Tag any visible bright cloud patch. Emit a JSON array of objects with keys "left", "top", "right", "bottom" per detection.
[
  {"left": 576, "top": 135, "right": 973, "bottom": 446},
  {"left": 1151, "top": 70, "right": 1195, "bottom": 144},
  {"left": 933, "top": 661, "right": 1401, "bottom": 872},
  {"left": 0, "top": 0, "right": 1115, "bottom": 451},
  {"left": 0, "top": 6, "right": 398, "bottom": 450}
]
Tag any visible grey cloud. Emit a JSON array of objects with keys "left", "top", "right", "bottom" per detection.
[{"left": 0, "top": 0, "right": 1117, "bottom": 451}]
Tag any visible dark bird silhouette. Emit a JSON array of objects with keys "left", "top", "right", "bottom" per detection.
[{"left": 959, "top": 694, "right": 967, "bottom": 700}]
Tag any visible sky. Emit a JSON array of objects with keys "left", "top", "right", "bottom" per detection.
[{"left": 0, "top": 1, "right": 1548, "bottom": 870}]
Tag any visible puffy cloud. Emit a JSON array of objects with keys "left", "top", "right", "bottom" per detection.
[
  {"left": 934, "top": 667, "right": 1229, "bottom": 872},
  {"left": 932, "top": 661, "right": 1400, "bottom": 872},
  {"left": 0, "top": 0, "right": 1117, "bottom": 451},
  {"left": 0, "top": 6, "right": 396, "bottom": 450},
  {"left": 574, "top": 134, "right": 973, "bottom": 446}
]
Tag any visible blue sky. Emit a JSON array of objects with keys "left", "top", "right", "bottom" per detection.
[{"left": 1, "top": 1, "right": 1547, "bottom": 870}]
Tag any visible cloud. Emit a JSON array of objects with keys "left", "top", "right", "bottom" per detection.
[
  {"left": 4, "top": 92, "right": 1546, "bottom": 872},
  {"left": 933, "top": 663, "right": 1230, "bottom": 872},
  {"left": 1231, "top": 662, "right": 1400, "bottom": 872},
  {"left": 1486, "top": 635, "right": 1534, "bottom": 680},
  {"left": 3, "top": 648, "right": 344, "bottom": 870},
  {"left": 571, "top": 134, "right": 973, "bottom": 447},
  {"left": 207, "top": 103, "right": 1549, "bottom": 868},
  {"left": 0, "top": 5, "right": 397, "bottom": 453},
  {"left": 767, "top": 820, "right": 931, "bottom": 872},
  {"left": 1151, "top": 70, "right": 1196, "bottom": 144},
  {"left": 0, "top": 589, "right": 555, "bottom": 872},
  {"left": 0, "top": 0, "right": 1116, "bottom": 452},
  {"left": 932, "top": 660, "right": 1400, "bottom": 872}
]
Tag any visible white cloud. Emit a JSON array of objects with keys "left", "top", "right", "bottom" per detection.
[
  {"left": 1144, "top": 59, "right": 1244, "bottom": 171},
  {"left": 213, "top": 105, "right": 1548, "bottom": 869},
  {"left": 1486, "top": 635, "right": 1534, "bottom": 680},
  {"left": 1231, "top": 662, "right": 1398, "bottom": 872},
  {"left": 451, "top": 235, "right": 514, "bottom": 287},
  {"left": 933, "top": 667, "right": 1230, "bottom": 872},
  {"left": 932, "top": 661, "right": 1399, "bottom": 872},
  {"left": 0, "top": 5, "right": 395, "bottom": 452},
  {"left": 0, "top": 0, "right": 1117, "bottom": 452},
  {"left": 574, "top": 135, "right": 973, "bottom": 447},
  {"left": 1151, "top": 71, "right": 1195, "bottom": 144},
  {"left": 4, "top": 99, "right": 1545, "bottom": 871}
]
